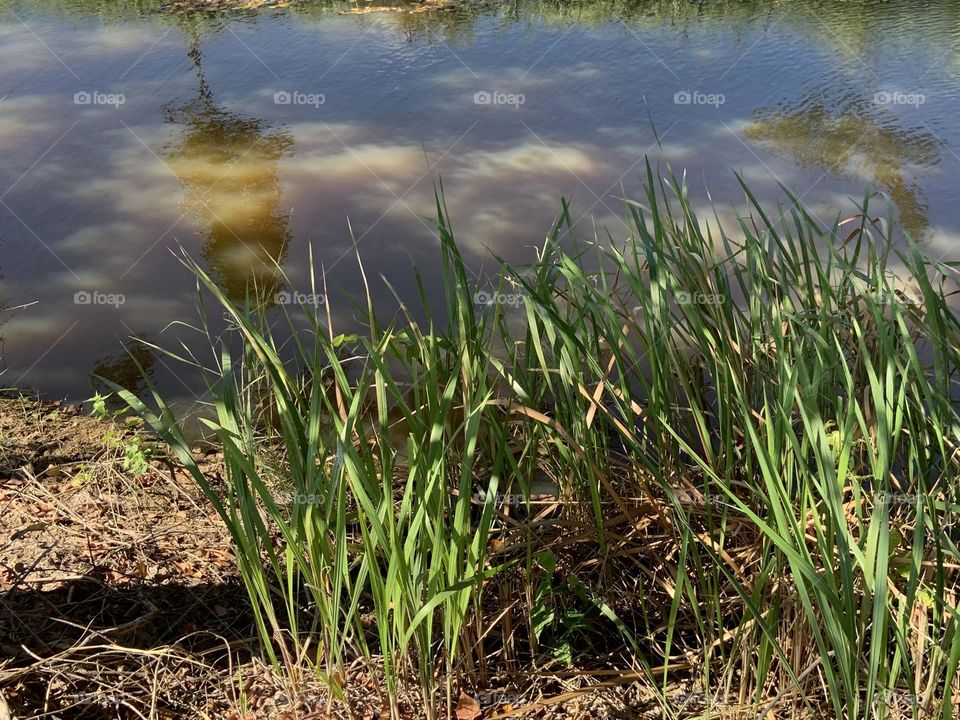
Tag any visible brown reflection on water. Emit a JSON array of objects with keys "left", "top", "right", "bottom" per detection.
[
  {"left": 163, "top": 32, "right": 293, "bottom": 304},
  {"left": 746, "top": 96, "right": 941, "bottom": 238},
  {"left": 89, "top": 337, "right": 158, "bottom": 403}
]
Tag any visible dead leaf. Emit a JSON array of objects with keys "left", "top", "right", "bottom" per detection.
[
  {"left": 173, "top": 561, "right": 204, "bottom": 578},
  {"left": 455, "top": 692, "right": 482, "bottom": 720}
]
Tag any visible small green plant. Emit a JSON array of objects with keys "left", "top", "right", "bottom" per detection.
[
  {"left": 530, "top": 550, "right": 593, "bottom": 666},
  {"left": 86, "top": 391, "right": 153, "bottom": 477},
  {"left": 89, "top": 391, "right": 109, "bottom": 420},
  {"left": 121, "top": 434, "right": 150, "bottom": 476}
]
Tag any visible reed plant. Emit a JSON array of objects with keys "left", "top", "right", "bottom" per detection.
[{"left": 115, "top": 166, "right": 960, "bottom": 719}]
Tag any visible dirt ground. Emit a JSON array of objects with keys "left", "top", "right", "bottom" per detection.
[
  {"left": 0, "top": 391, "right": 263, "bottom": 718},
  {"left": 0, "top": 392, "right": 389, "bottom": 719},
  {"left": 0, "top": 391, "right": 772, "bottom": 719}
]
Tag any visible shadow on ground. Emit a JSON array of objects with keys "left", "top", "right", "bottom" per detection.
[{"left": 1, "top": 575, "right": 256, "bottom": 718}]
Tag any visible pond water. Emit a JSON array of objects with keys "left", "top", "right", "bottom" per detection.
[{"left": 1, "top": 0, "right": 958, "bottom": 404}]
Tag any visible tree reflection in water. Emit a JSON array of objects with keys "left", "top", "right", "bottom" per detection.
[
  {"left": 746, "top": 95, "right": 940, "bottom": 238},
  {"left": 163, "top": 27, "right": 293, "bottom": 305}
]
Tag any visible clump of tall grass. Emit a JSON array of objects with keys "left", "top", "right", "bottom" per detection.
[{"left": 115, "top": 166, "right": 960, "bottom": 719}]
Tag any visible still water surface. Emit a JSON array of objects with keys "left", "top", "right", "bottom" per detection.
[{"left": 1, "top": 0, "right": 958, "bottom": 402}]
